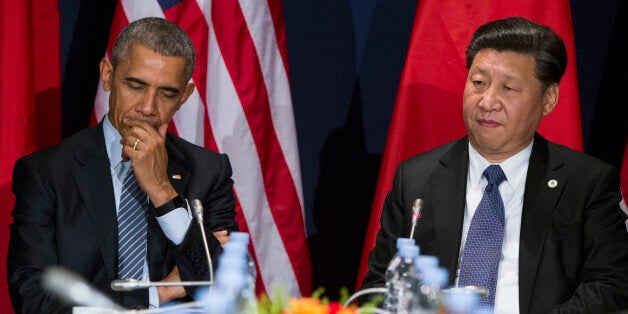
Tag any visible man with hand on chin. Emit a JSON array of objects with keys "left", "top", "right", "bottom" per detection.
[{"left": 8, "top": 17, "right": 238, "bottom": 313}]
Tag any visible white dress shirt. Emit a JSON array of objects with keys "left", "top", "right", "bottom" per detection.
[
  {"left": 456, "top": 140, "right": 533, "bottom": 314},
  {"left": 103, "top": 116, "right": 192, "bottom": 307}
]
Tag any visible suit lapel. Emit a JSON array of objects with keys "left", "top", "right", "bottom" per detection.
[
  {"left": 518, "top": 135, "right": 565, "bottom": 313},
  {"left": 430, "top": 138, "right": 469, "bottom": 281},
  {"left": 165, "top": 136, "right": 191, "bottom": 195},
  {"left": 73, "top": 123, "right": 118, "bottom": 280}
]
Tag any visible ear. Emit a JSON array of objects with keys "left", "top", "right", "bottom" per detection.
[
  {"left": 176, "top": 82, "right": 196, "bottom": 111},
  {"left": 99, "top": 58, "right": 114, "bottom": 92},
  {"left": 542, "top": 83, "right": 559, "bottom": 116}
]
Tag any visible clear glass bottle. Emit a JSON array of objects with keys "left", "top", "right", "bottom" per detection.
[
  {"left": 227, "top": 231, "right": 257, "bottom": 295},
  {"left": 416, "top": 266, "right": 448, "bottom": 313},
  {"left": 383, "top": 244, "right": 420, "bottom": 313}
]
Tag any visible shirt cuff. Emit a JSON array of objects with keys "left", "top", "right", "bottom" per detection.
[
  {"left": 148, "top": 286, "right": 159, "bottom": 309},
  {"left": 155, "top": 205, "right": 192, "bottom": 245}
]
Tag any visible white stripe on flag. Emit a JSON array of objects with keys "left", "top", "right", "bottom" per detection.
[
  {"left": 121, "top": 0, "right": 163, "bottom": 21},
  {"left": 172, "top": 88, "right": 205, "bottom": 145}
]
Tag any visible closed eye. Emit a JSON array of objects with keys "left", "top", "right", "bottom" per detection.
[{"left": 128, "top": 82, "right": 143, "bottom": 90}]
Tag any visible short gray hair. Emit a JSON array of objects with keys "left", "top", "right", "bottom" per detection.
[{"left": 111, "top": 17, "right": 196, "bottom": 81}]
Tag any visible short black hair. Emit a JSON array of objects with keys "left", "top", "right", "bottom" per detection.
[{"left": 466, "top": 16, "right": 567, "bottom": 89}]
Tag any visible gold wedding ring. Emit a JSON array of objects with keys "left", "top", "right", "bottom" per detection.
[{"left": 132, "top": 138, "right": 140, "bottom": 150}]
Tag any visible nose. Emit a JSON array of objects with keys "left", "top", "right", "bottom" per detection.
[
  {"left": 137, "top": 92, "right": 158, "bottom": 115},
  {"left": 477, "top": 86, "right": 502, "bottom": 112}
]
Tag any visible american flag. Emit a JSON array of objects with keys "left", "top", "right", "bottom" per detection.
[{"left": 93, "top": 0, "right": 312, "bottom": 298}]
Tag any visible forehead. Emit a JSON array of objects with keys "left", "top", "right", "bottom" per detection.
[
  {"left": 470, "top": 49, "right": 537, "bottom": 80},
  {"left": 117, "top": 44, "right": 187, "bottom": 83}
]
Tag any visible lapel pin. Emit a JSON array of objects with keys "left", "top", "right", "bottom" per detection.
[
  {"left": 547, "top": 179, "right": 558, "bottom": 188},
  {"left": 172, "top": 174, "right": 182, "bottom": 180}
]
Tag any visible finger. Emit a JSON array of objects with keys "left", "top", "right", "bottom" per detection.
[
  {"left": 119, "top": 136, "right": 140, "bottom": 150},
  {"left": 213, "top": 231, "right": 230, "bottom": 246},
  {"left": 124, "top": 118, "right": 163, "bottom": 139}
]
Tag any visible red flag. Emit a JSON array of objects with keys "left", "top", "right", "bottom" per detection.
[
  {"left": 0, "top": 1, "right": 61, "bottom": 312},
  {"left": 93, "top": 0, "right": 311, "bottom": 298},
  {"left": 357, "top": 0, "right": 582, "bottom": 286}
]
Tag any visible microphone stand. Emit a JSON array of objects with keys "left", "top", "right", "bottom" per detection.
[{"left": 191, "top": 199, "right": 214, "bottom": 284}]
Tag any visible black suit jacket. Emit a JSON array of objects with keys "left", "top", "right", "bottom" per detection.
[
  {"left": 8, "top": 122, "right": 239, "bottom": 313},
  {"left": 361, "top": 134, "right": 628, "bottom": 313}
]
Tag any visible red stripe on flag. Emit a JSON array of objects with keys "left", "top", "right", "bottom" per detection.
[
  {"left": 357, "top": 0, "right": 582, "bottom": 288},
  {"left": 211, "top": 0, "right": 312, "bottom": 295}
]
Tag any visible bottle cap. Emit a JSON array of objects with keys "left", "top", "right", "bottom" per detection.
[
  {"left": 398, "top": 244, "right": 419, "bottom": 258},
  {"left": 414, "top": 255, "right": 439, "bottom": 272},
  {"left": 420, "top": 266, "right": 448, "bottom": 287},
  {"left": 396, "top": 238, "right": 415, "bottom": 250}
]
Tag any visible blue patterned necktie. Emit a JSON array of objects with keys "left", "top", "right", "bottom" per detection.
[
  {"left": 117, "top": 168, "right": 148, "bottom": 279},
  {"left": 459, "top": 164, "right": 507, "bottom": 307}
]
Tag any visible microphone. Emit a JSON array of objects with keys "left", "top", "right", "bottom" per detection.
[
  {"left": 409, "top": 198, "right": 423, "bottom": 239},
  {"left": 191, "top": 199, "right": 214, "bottom": 283},
  {"left": 43, "top": 266, "right": 125, "bottom": 311},
  {"left": 111, "top": 279, "right": 213, "bottom": 291}
]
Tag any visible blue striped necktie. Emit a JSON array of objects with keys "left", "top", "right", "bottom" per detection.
[
  {"left": 459, "top": 164, "right": 507, "bottom": 307},
  {"left": 117, "top": 168, "right": 148, "bottom": 279}
]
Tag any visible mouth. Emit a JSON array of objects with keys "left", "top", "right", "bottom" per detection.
[
  {"left": 123, "top": 117, "right": 160, "bottom": 128},
  {"left": 477, "top": 118, "right": 501, "bottom": 128}
]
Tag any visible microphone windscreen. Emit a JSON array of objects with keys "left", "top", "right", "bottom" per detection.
[{"left": 43, "top": 266, "right": 124, "bottom": 311}]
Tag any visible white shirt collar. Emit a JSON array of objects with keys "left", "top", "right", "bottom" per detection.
[
  {"left": 468, "top": 139, "right": 534, "bottom": 191},
  {"left": 103, "top": 115, "right": 129, "bottom": 177}
]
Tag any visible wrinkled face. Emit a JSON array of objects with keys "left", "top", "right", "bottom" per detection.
[
  {"left": 100, "top": 44, "right": 194, "bottom": 137},
  {"left": 463, "top": 48, "right": 558, "bottom": 162}
]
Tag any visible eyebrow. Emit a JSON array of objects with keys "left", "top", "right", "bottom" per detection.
[
  {"left": 471, "top": 67, "right": 522, "bottom": 82},
  {"left": 125, "top": 77, "right": 180, "bottom": 94}
]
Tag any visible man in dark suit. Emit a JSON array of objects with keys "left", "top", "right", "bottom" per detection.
[
  {"left": 8, "top": 17, "right": 238, "bottom": 313},
  {"left": 361, "top": 17, "right": 628, "bottom": 313}
]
